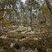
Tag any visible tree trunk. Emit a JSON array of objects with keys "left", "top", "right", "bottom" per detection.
[{"left": 45, "top": 0, "right": 52, "bottom": 14}]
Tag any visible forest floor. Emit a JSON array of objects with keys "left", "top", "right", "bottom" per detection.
[{"left": 0, "top": 25, "right": 52, "bottom": 52}]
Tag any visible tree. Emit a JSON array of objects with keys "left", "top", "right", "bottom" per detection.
[
  {"left": 45, "top": 0, "right": 52, "bottom": 14},
  {"left": 0, "top": 0, "right": 17, "bottom": 21},
  {"left": 25, "top": 0, "right": 40, "bottom": 30}
]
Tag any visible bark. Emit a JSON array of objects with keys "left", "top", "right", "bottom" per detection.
[{"left": 45, "top": 0, "right": 52, "bottom": 14}]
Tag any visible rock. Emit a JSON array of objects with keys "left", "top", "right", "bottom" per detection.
[
  {"left": 10, "top": 43, "right": 15, "bottom": 48},
  {"left": 33, "top": 37, "right": 38, "bottom": 40},
  {"left": 17, "top": 26, "right": 27, "bottom": 32},
  {"left": 25, "top": 48, "right": 34, "bottom": 52},
  {"left": 19, "top": 38, "right": 26, "bottom": 41},
  {"left": 0, "top": 35, "right": 7, "bottom": 39},
  {"left": 20, "top": 47, "right": 25, "bottom": 52},
  {"left": 26, "top": 31, "right": 35, "bottom": 34},
  {"left": 27, "top": 26, "right": 31, "bottom": 31},
  {"left": 21, "top": 31, "right": 27, "bottom": 34},
  {"left": 34, "top": 48, "right": 39, "bottom": 52},
  {"left": 25, "top": 50, "right": 29, "bottom": 52}
]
